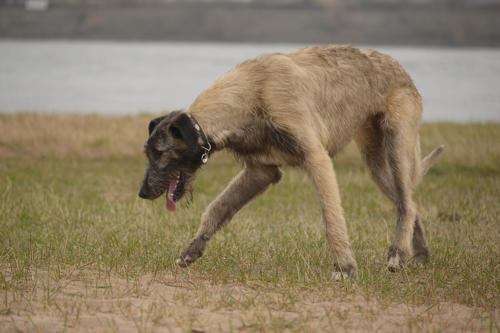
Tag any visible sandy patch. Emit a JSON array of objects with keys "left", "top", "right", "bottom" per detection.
[{"left": 0, "top": 271, "right": 496, "bottom": 332}]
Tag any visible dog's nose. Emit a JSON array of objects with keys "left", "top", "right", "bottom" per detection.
[{"left": 138, "top": 184, "right": 150, "bottom": 199}]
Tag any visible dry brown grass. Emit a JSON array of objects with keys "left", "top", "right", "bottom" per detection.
[
  {"left": 1, "top": 113, "right": 499, "bottom": 166},
  {"left": 0, "top": 113, "right": 152, "bottom": 159}
]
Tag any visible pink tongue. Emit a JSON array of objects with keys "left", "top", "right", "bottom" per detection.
[{"left": 166, "top": 176, "right": 179, "bottom": 212}]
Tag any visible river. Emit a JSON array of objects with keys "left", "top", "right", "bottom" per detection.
[{"left": 1, "top": 40, "right": 499, "bottom": 122}]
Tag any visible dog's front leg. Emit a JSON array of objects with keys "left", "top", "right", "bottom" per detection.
[
  {"left": 304, "top": 148, "right": 358, "bottom": 280},
  {"left": 176, "top": 164, "right": 282, "bottom": 267}
]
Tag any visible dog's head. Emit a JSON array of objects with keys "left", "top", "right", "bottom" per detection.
[{"left": 138, "top": 111, "right": 208, "bottom": 211}]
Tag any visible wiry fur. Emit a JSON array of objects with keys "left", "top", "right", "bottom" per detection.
[{"left": 139, "top": 45, "right": 443, "bottom": 279}]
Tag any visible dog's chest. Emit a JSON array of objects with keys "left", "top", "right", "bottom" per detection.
[
  {"left": 238, "top": 147, "right": 299, "bottom": 167},
  {"left": 227, "top": 124, "right": 304, "bottom": 166}
]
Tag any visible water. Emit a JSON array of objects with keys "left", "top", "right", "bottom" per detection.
[{"left": 1, "top": 39, "right": 499, "bottom": 122}]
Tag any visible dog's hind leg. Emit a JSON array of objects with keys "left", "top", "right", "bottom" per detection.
[
  {"left": 357, "top": 90, "right": 428, "bottom": 271},
  {"left": 303, "top": 147, "right": 358, "bottom": 280},
  {"left": 384, "top": 123, "right": 419, "bottom": 271},
  {"left": 356, "top": 117, "right": 431, "bottom": 268},
  {"left": 412, "top": 214, "right": 430, "bottom": 264},
  {"left": 176, "top": 164, "right": 282, "bottom": 267}
]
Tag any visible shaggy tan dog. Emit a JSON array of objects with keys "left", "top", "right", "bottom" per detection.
[{"left": 139, "top": 45, "right": 443, "bottom": 279}]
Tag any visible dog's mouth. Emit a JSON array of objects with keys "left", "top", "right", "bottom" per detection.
[{"left": 166, "top": 172, "right": 185, "bottom": 211}]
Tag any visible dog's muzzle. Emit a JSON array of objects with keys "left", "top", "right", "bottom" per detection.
[{"left": 138, "top": 181, "right": 151, "bottom": 199}]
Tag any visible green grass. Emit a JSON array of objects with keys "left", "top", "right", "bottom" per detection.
[{"left": 0, "top": 115, "right": 499, "bottom": 331}]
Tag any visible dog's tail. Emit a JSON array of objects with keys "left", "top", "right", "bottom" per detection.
[
  {"left": 413, "top": 144, "right": 444, "bottom": 188},
  {"left": 421, "top": 145, "right": 445, "bottom": 177}
]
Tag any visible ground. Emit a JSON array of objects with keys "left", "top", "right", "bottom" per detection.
[{"left": 0, "top": 114, "right": 498, "bottom": 332}]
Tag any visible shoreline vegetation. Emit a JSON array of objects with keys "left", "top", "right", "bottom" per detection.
[
  {"left": 0, "top": 113, "right": 499, "bottom": 331},
  {"left": 1, "top": 3, "right": 500, "bottom": 46}
]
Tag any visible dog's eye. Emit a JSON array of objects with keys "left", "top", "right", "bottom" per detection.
[
  {"left": 152, "top": 148, "right": 163, "bottom": 157},
  {"left": 146, "top": 145, "right": 163, "bottom": 159},
  {"left": 170, "top": 126, "right": 182, "bottom": 140}
]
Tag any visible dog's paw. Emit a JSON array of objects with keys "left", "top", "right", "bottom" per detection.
[
  {"left": 413, "top": 248, "right": 431, "bottom": 265},
  {"left": 332, "top": 271, "right": 350, "bottom": 281},
  {"left": 176, "top": 238, "right": 205, "bottom": 268},
  {"left": 175, "top": 255, "right": 195, "bottom": 267},
  {"left": 332, "top": 262, "right": 358, "bottom": 281},
  {"left": 176, "top": 250, "right": 202, "bottom": 267},
  {"left": 387, "top": 245, "right": 409, "bottom": 272}
]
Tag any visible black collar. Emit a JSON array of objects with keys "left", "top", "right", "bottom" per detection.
[{"left": 187, "top": 113, "right": 212, "bottom": 164}]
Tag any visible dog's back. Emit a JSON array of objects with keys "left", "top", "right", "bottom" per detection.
[{"left": 204, "top": 45, "right": 419, "bottom": 156}]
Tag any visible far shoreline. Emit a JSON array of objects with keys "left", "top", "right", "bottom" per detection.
[{"left": 1, "top": 3, "right": 500, "bottom": 47}]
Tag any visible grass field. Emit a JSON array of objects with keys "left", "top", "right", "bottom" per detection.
[{"left": 0, "top": 113, "right": 499, "bottom": 332}]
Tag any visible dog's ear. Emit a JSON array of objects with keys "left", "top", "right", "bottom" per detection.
[
  {"left": 169, "top": 113, "right": 199, "bottom": 152},
  {"left": 148, "top": 116, "right": 167, "bottom": 136}
]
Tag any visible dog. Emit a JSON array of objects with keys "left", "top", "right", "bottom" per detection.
[{"left": 138, "top": 45, "right": 443, "bottom": 279}]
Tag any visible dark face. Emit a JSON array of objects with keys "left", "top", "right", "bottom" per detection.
[{"left": 138, "top": 111, "right": 205, "bottom": 211}]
